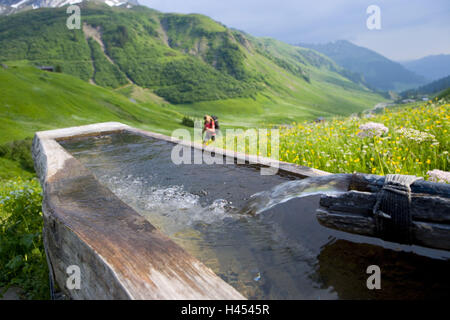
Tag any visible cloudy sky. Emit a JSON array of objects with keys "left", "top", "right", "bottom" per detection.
[{"left": 140, "top": 0, "right": 450, "bottom": 61}]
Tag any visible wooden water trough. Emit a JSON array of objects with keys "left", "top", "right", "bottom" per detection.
[
  {"left": 32, "top": 122, "right": 328, "bottom": 300},
  {"left": 33, "top": 122, "right": 449, "bottom": 299}
]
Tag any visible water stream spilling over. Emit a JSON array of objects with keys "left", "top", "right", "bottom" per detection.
[{"left": 241, "top": 175, "right": 349, "bottom": 215}]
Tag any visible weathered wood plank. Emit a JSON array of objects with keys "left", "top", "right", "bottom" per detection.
[
  {"left": 413, "top": 222, "right": 450, "bottom": 251},
  {"left": 349, "top": 174, "right": 450, "bottom": 198},
  {"left": 320, "top": 191, "right": 450, "bottom": 223},
  {"left": 316, "top": 207, "right": 450, "bottom": 251},
  {"left": 316, "top": 208, "right": 376, "bottom": 237}
]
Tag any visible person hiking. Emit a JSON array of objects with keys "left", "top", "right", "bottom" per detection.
[{"left": 203, "top": 115, "right": 218, "bottom": 145}]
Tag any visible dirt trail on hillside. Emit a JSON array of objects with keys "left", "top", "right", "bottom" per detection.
[
  {"left": 82, "top": 23, "right": 133, "bottom": 85},
  {"left": 156, "top": 17, "right": 170, "bottom": 47},
  {"left": 83, "top": 23, "right": 115, "bottom": 65}
]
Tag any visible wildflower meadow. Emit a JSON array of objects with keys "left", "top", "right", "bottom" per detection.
[{"left": 277, "top": 99, "right": 449, "bottom": 181}]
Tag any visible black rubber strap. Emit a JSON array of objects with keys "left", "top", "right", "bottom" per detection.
[{"left": 373, "top": 174, "right": 422, "bottom": 244}]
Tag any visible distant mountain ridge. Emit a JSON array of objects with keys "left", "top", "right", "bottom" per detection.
[
  {"left": 401, "top": 75, "right": 450, "bottom": 99},
  {"left": 401, "top": 54, "right": 450, "bottom": 82},
  {"left": 0, "top": 0, "right": 138, "bottom": 15},
  {"left": 299, "top": 40, "right": 426, "bottom": 92}
]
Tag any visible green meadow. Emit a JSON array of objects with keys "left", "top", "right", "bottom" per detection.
[{"left": 0, "top": 61, "right": 383, "bottom": 143}]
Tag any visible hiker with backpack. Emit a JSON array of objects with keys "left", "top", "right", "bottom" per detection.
[{"left": 203, "top": 115, "right": 220, "bottom": 145}]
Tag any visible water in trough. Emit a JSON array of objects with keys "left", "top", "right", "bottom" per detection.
[{"left": 60, "top": 132, "right": 450, "bottom": 299}]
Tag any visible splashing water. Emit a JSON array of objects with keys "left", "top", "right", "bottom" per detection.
[
  {"left": 98, "top": 174, "right": 237, "bottom": 227},
  {"left": 241, "top": 174, "right": 351, "bottom": 215},
  {"left": 145, "top": 186, "right": 236, "bottom": 225}
]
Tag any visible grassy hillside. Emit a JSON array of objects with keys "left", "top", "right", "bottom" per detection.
[
  {"left": 0, "top": 4, "right": 259, "bottom": 103},
  {"left": 437, "top": 87, "right": 450, "bottom": 100},
  {"left": 0, "top": 4, "right": 385, "bottom": 114},
  {"left": 88, "top": 38, "right": 129, "bottom": 88},
  {"left": 0, "top": 63, "right": 186, "bottom": 143}
]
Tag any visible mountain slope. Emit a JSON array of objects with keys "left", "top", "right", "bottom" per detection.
[
  {"left": 401, "top": 54, "right": 450, "bottom": 82},
  {"left": 0, "top": 5, "right": 261, "bottom": 103},
  {"left": 300, "top": 40, "right": 426, "bottom": 92},
  {"left": 0, "top": 4, "right": 385, "bottom": 128}
]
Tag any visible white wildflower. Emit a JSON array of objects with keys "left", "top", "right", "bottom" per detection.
[
  {"left": 357, "top": 122, "right": 389, "bottom": 138},
  {"left": 427, "top": 169, "right": 450, "bottom": 184},
  {"left": 396, "top": 128, "right": 436, "bottom": 143}
]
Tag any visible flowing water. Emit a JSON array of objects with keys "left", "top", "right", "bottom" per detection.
[
  {"left": 60, "top": 132, "right": 450, "bottom": 300},
  {"left": 241, "top": 175, "right": 350, "bottom": 216}
]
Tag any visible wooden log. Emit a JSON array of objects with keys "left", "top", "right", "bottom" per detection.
[
  {"left": 317, "top": 208, "right": 450, "bottom": 251},
  {"left": 316, "top": 188, "right": 450, "bottom": 251},
  {"left": 413, "top": 222, "right": 450, "bottom": 251},
  {"left": 316, "top": 208, "right": 375, "bottom": 238},
  {"left": 348, "top": 173, "right": 450, "bottom": 198},
  {"left": 320, "top": 191, "right": 450, "bottom": 223}
]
